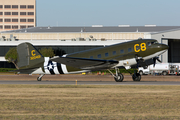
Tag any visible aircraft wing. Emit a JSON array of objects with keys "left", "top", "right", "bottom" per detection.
[{"left": 50, "top": 56, "right": 119, "bottom": 70}]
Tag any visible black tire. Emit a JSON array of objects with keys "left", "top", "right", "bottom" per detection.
[
  {"left": 37, "top": 77, "right": 42, "bottom": 81},
  {"left": 132, "top": 73, "right": 141, "bottom": 81},
  {"left": 114, "top": 73, "right": 124, "bottom": 82},
  {"left": 139, "top": 71, "right": 143, "bottom": 75},
  {"left": 162, "top": 71, "right": 167, "bottom": 76}
]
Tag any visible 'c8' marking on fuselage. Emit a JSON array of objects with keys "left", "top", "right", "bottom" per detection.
[{"left": 134, "top": 43, "right": 146, "bottom": 52}]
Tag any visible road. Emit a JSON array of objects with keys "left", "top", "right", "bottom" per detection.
[
  {"left": 0, "top": 81, "right": 180, "bottom": 85},
  {"left": 0, "top": 74, "right": 180, "bottom": 85}
]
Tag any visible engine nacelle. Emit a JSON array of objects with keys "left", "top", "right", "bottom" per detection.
[{"left": 115, "top": 58, "right": 137, "bottom": 69}]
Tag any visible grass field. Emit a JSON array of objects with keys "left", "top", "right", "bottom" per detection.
[{"left": 0, "top": 85, "right": 180, "bottom": 120}]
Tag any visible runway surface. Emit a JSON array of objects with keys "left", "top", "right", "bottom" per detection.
[{"left": 0, "top": 81, "right": 180, "bottom": 85}]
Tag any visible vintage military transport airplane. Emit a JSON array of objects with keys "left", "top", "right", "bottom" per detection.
[{"left": 15, "top": 39, "right": 168, "bottom": 82}]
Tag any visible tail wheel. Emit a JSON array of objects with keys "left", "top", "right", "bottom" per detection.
[
  {"left": 37, "top": 77, "right": 42, "bottom": 81},
  {"left": 114, "top": 73, "right": 124, "bottom": 82},
  {"left": 132, "top": 73, "right": 141, "bottom": 81},
  {"left": 37, "top": 74, "right": 45, "bottom": 81}
]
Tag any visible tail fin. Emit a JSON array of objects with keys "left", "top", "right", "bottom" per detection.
[{"left": 17, "top": 42, "right": 44, "bottom": 70}]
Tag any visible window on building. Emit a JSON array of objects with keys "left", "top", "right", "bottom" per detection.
[
  {"left": 105, "top": 53, "right": 109, "bottom": 57},
  {"left": 20, "top": 26, "right": 26, "bottom": 29},
  {"left": 12, "top": 19, "right": 18, "bottom": 22},
  {"left": 28, "top": 19, "right": 34, "bottom": 22},
  {"left": 20, "top": 19, "right": 26, "bottom": 22},
  {"left": 113, "top": 51, "right": 116, "bottom": 55},
  {"left": 12, "top": 25, "right": 18, "bottom": 29},
  {"left": 28, "top": 12, "right": 34, "bottom": 15},
  {"left": 4, "top": 5, "right": 11, "bottom": 8},
  {"left": 0, "top": 5, "right": 3, "bottom": 8},
  {"left": 0, "top": 12, "right": 2, "bottom": 15},
  {"left": 20, "top": 12, "right": 26, "bottom": 15},
  {"left": 120, "top": 49, "right": 124, "bottom": 53},
  {"left": 5, "top": 26, "right": 11, "bottom": 29},
  {"left": 12, "top": 12, "right": 18, "bottom": 15},
  {"left": 20, "top": 5, "right": 26, "bottom": 9},
  {"left": 5, "top": 19, "right": 11, "bottom": 22},
  {"left": 0, "top": 19, "right": 3, "bottom": 22},
  {"left": 28, "top": 5, "right": 34, "bottom": 9},
  {"left": 0, "top": 26, "right": 2, "bottom": 29},
  {"left": 128, "top": 48, "right": 132, "bottom": 52},
  {"left": 4, "top": 12, "right": 11, "bottom": 15},
  {"left": 28, "top": 26, "right": 34, "bottom": 28},
  {"left": 12, "top": 5, "right": 18, "bottom": 8},
  {"left": 97, "top": 54, "right": 101, "bottom": 58}
]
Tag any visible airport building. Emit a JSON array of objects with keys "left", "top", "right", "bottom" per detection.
[
  {"left": 0, "top": 25, "right": 180, "bottom": 68},
  {"left": 0, "top": 0, "right": 36, "bottom": 31}
]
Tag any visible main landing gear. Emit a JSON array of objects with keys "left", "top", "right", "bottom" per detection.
[
  {"left": 37, "top": 74, "right": 45, "bottom": 81},
  {"left": 126, "top": 69, "right": 141, "bottom": 81},
  {"left": 108, "top": 68, "right": 124, "bottom": 82},
  {"left": 132, "top": 72, "right": 141, "bottom": 81},
  {"left": 108, "top": 68, "right": 141, "bottom": 82}
]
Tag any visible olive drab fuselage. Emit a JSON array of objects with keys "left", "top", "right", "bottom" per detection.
[{"left": 16, "top": 39, "right": 169, "bottom": 76}]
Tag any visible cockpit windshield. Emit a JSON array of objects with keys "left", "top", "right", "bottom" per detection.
[{"left": 147, "top": 41, "right": 158, "bottom": 46}]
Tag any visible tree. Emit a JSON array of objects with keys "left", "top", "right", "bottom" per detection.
[
  {"left": 5, "top": 47, "right": 19, "bottom": 69},
  {"left": 39, "top": 47, "right": 55, "bottom": 57}
]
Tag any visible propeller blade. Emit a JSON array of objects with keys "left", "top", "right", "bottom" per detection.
[
  {"left": 153, "top": 57, "right": 162, "bottom": 67},
  {"left": 136, "top": 59, "right": 139, "bottom": 68},
  {"left": 157, "top": 58, "right": 162, "bottom": 63},
  {"left": 153, "top": 58, "right": 156, "bottom": 67}
]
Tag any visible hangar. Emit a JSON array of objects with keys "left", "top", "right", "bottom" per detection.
[
  {"left": 0, "top": 26, "right": 180, "bottom": 68},
  {"left": 151, "top": 28, "right": 180, "bottom": 63}
]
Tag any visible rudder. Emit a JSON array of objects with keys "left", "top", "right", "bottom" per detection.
[{"left": 17, "top": 42, "right": 44, "bottom": 69}]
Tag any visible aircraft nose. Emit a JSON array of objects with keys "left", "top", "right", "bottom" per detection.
[
  {"left": 160, "top": 44, "right": 169, "bottom": 50},
  {"left": 158, "top": 44, "right": 169, "bottom": 50}
]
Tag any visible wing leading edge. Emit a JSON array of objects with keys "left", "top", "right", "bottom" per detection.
[{"left": 50, "top": 56, "right": 119, "bottom": 70}]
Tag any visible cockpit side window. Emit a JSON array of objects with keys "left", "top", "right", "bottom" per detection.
[{"left": 148, "top": 41, "right": 158, "bottom": 46}]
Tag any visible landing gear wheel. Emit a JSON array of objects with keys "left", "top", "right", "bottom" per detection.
[
  {"left": 162, "top": 71, "right": 167, "bottom": 76},
  {"left": 132, "top": 73, "right": 141, "bottom": 81},
  {"left": 37, "top": 74, "right": 45, "bottom": 81},
  {"left": 114, "top": 73, "right": 124, "bottom": 82},
  {"left": 37, "top": 77, "right": 42, "bottom": 81},
  {"left": 139, "top": 71, "right": 143, "bottom": 75}
]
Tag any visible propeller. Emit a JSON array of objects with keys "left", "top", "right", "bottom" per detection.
[
  {"left": 136, "top": 57, "right": 143, "bottom": 68},
  {"left": 153, "top": 57, "right": 162, "bottom": 67}
]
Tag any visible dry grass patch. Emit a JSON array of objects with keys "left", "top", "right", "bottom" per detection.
[{"left": 0, "top": 85, "right": 180, "bottom": 119}]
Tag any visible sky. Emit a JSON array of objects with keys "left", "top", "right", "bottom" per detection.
[{"left": 36, "top": 0, "right": 180, "bottom": 27}]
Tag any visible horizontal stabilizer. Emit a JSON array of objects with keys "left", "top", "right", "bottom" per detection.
[{"left": 11, "top": 68, "right": 39, "bottom": 74}]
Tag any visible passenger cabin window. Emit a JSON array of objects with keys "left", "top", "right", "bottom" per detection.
[
  {"left": 120, "top": 49, "right": 124, "bottom": 53},
  {"left": 90, "top": 56, "right": 93, "bottom": 59},
  {"left": 113, "top": 51, "right": 116, "bottom": 55},
  {"left": 128, "top": 48, "right": 132, "bottom": 52},
  {"left": 105, "top": 53, "right": 109, "bottom": 57},
  {"left": 97, "top": 54, "right": 101, "bottom": 58}
]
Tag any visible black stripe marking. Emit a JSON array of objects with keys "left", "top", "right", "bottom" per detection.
[
  {"left": 57, "top": 63, "right": 64, "bottom": 74},
  {"left": 49, "top": 69, "right": 55, "bottom": 75}
]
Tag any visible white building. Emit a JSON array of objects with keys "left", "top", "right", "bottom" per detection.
[{"left": 1, "top": 26, "right": 180, "bottom": 68}]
